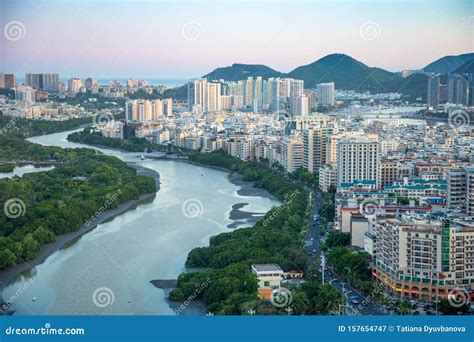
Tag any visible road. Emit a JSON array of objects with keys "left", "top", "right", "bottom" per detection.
[
  {"left": 306, "top": 191, "right": 323, "bottom": 258},
  {"left": 305, "top": 190, "right": 385, "bottom": 316},
  {"left": 326, "top": 268, "right": 385, "bottom": 315}
]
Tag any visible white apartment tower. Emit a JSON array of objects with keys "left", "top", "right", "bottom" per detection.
[
  {"left": 316, "top": 82, "right": 335, "bottom": 106},
  {"left": 337, "top": 136, "right": 379, "bottom": 188}
]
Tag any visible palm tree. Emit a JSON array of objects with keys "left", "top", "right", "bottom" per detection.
[{"left": 395, "top": 299, "right": 412, "bottom": 315}]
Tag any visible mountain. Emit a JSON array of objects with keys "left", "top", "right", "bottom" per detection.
[
  {"left": 203, "top": 63, "right": 282, "bottom": 81},
  {"left": 423, "top": 53, "right": 474, "bottom": 74},
  {"left": 286, "top": 53, "right": 399, "bottom": 91},
  {"left": 452, "top": 59, "right": 474, "bottom": 74},
  {"left": 199, "top": 53, "right": 431, "bottom": 100}
]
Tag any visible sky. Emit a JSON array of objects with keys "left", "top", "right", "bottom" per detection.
[{"left": 0, "top": 0, "right": 473, "bottom": 79}]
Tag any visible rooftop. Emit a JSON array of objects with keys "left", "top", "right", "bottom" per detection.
[{"left": 251, "top": 264, "right": 283, "bottom": 272}]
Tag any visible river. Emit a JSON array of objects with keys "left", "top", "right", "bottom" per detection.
[
  {"left": 1, "top": 129, "right": 279, "bottom": 315},
  {"left": 0, "top": 165, "right": 55, "bottom": 179}
]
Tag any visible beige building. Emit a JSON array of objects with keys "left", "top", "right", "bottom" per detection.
[
  {"left": 378, "top": 160, "right": 399, "bottom": 189},
  {"left": 126, "top": 99, "right": 172, "bottom": 122},
  {"left": 282, "top": 137, "right": 303, "bottom": 173},
  {"left": 303, "top": 126, "right": 332, "bottom": 175},
  {"left": 374, "top": 216, "right": 474, "bottom": 302}
]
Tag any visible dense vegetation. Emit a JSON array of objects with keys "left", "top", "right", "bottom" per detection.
[
  {"left": 0, "top": 164, "right": 15, "bottom": 173},
  {"left": 0, "top": 135, "right": 156, "bottom": 269},
  {"left": 323, "top": 231, "right": 350, "bottom": 249},
  {"left": 203, "top": 63, "right": 282, "bottom": 81},
  {"left": 68, "top": 128, "right": 159, "bottom": 152},
  {"left": 326, "top": 246, "right": 374, "bottom": 295},
  {"left": 169, "top": 151, "right": 342, "bottom": 315},
  {"left": 0, "top": 113, "right": 91, "bottom": 138}
]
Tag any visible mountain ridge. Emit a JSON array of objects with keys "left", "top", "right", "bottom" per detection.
[
  {"left": 422, "top": 53, "right": 474, "bottom": 74},
  {"left": 203, "top": 53, "right": 429, "bottom": 99}
]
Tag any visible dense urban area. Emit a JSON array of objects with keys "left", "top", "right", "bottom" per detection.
[{"left": 0, "top": 52, "right": 473, "bottom": 316}]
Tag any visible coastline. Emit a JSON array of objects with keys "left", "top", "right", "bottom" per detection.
[{"left": 0, "top": 163, "right": 161, "bottom": 292}]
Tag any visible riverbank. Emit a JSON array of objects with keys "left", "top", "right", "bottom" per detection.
[{"left": 0, "top": 163, "right": 160, "bottom": 293}]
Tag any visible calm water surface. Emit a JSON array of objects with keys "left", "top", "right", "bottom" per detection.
[{"left": 2, "top": 129, "right": 279, "bottom": 315}]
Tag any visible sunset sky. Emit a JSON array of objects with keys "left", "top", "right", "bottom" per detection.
[{"left": 1, "top": 0, "right": 473, "bottom": 78}]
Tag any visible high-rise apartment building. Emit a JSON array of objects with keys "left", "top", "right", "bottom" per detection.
[
  {"left": 447, "top": 166, "right": 474, "bottom": 215},
  {"left": 427, "top": 76, "right": 440, "bottom": 107},
  {"left": 68, "top": 78, "right": 82, "bottom": 94},
  {"left": 289, "top": 79, "right": 304, "bottom": 98},
  {"left": 316, "top": 82, "right": 335, "bottom": 106},
  {"left": 26, "top": 73, "right": 59, "bottom": 93},
  {"left": 327, "top": 131, "right": 377, "bottom": 166},
  {"left": 126, "top": 99, "right": 173, "bottom": 122},
  {"left": 374, "top": 217, "right": 474, "bottom": 302},
  {"left": 85, "top": 77, "right": 98, "bottom": 91},
  {"left": 289, "top": 96, "right": 309, "bottom": 117},
  {"left": 244, "top": 77, "right": 254, "bottom": 107},
  {"left": 303, "top": 126, "right": 332, "bottom": 174},
  {"left": 337, "top": 136, "right": 379, "bottom": 187},
  {"left": 282, "top": 137, "right": 304, "bottom": 173},
  {"left": 14, "top": 86, "right": 35, "bottom": 105},
  {"left": 1, "top": 74, "right": 16, "bottom": 88},
  {"left": 188, "top": 79, "right": 221, "bottom": 112},
  {"left": 378, "top": 159, "right": 399, "bottom": 189},
  {"left": 447, "top": 75, "right": 469, "bottom": 105}
]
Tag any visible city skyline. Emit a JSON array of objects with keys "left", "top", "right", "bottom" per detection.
[{"left": 1, "top": 0, "right": 473, "bottom": 78}]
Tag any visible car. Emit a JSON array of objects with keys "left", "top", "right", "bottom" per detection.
[{"left": 351, "top": 299, "right": 359, "bottom": 305}]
